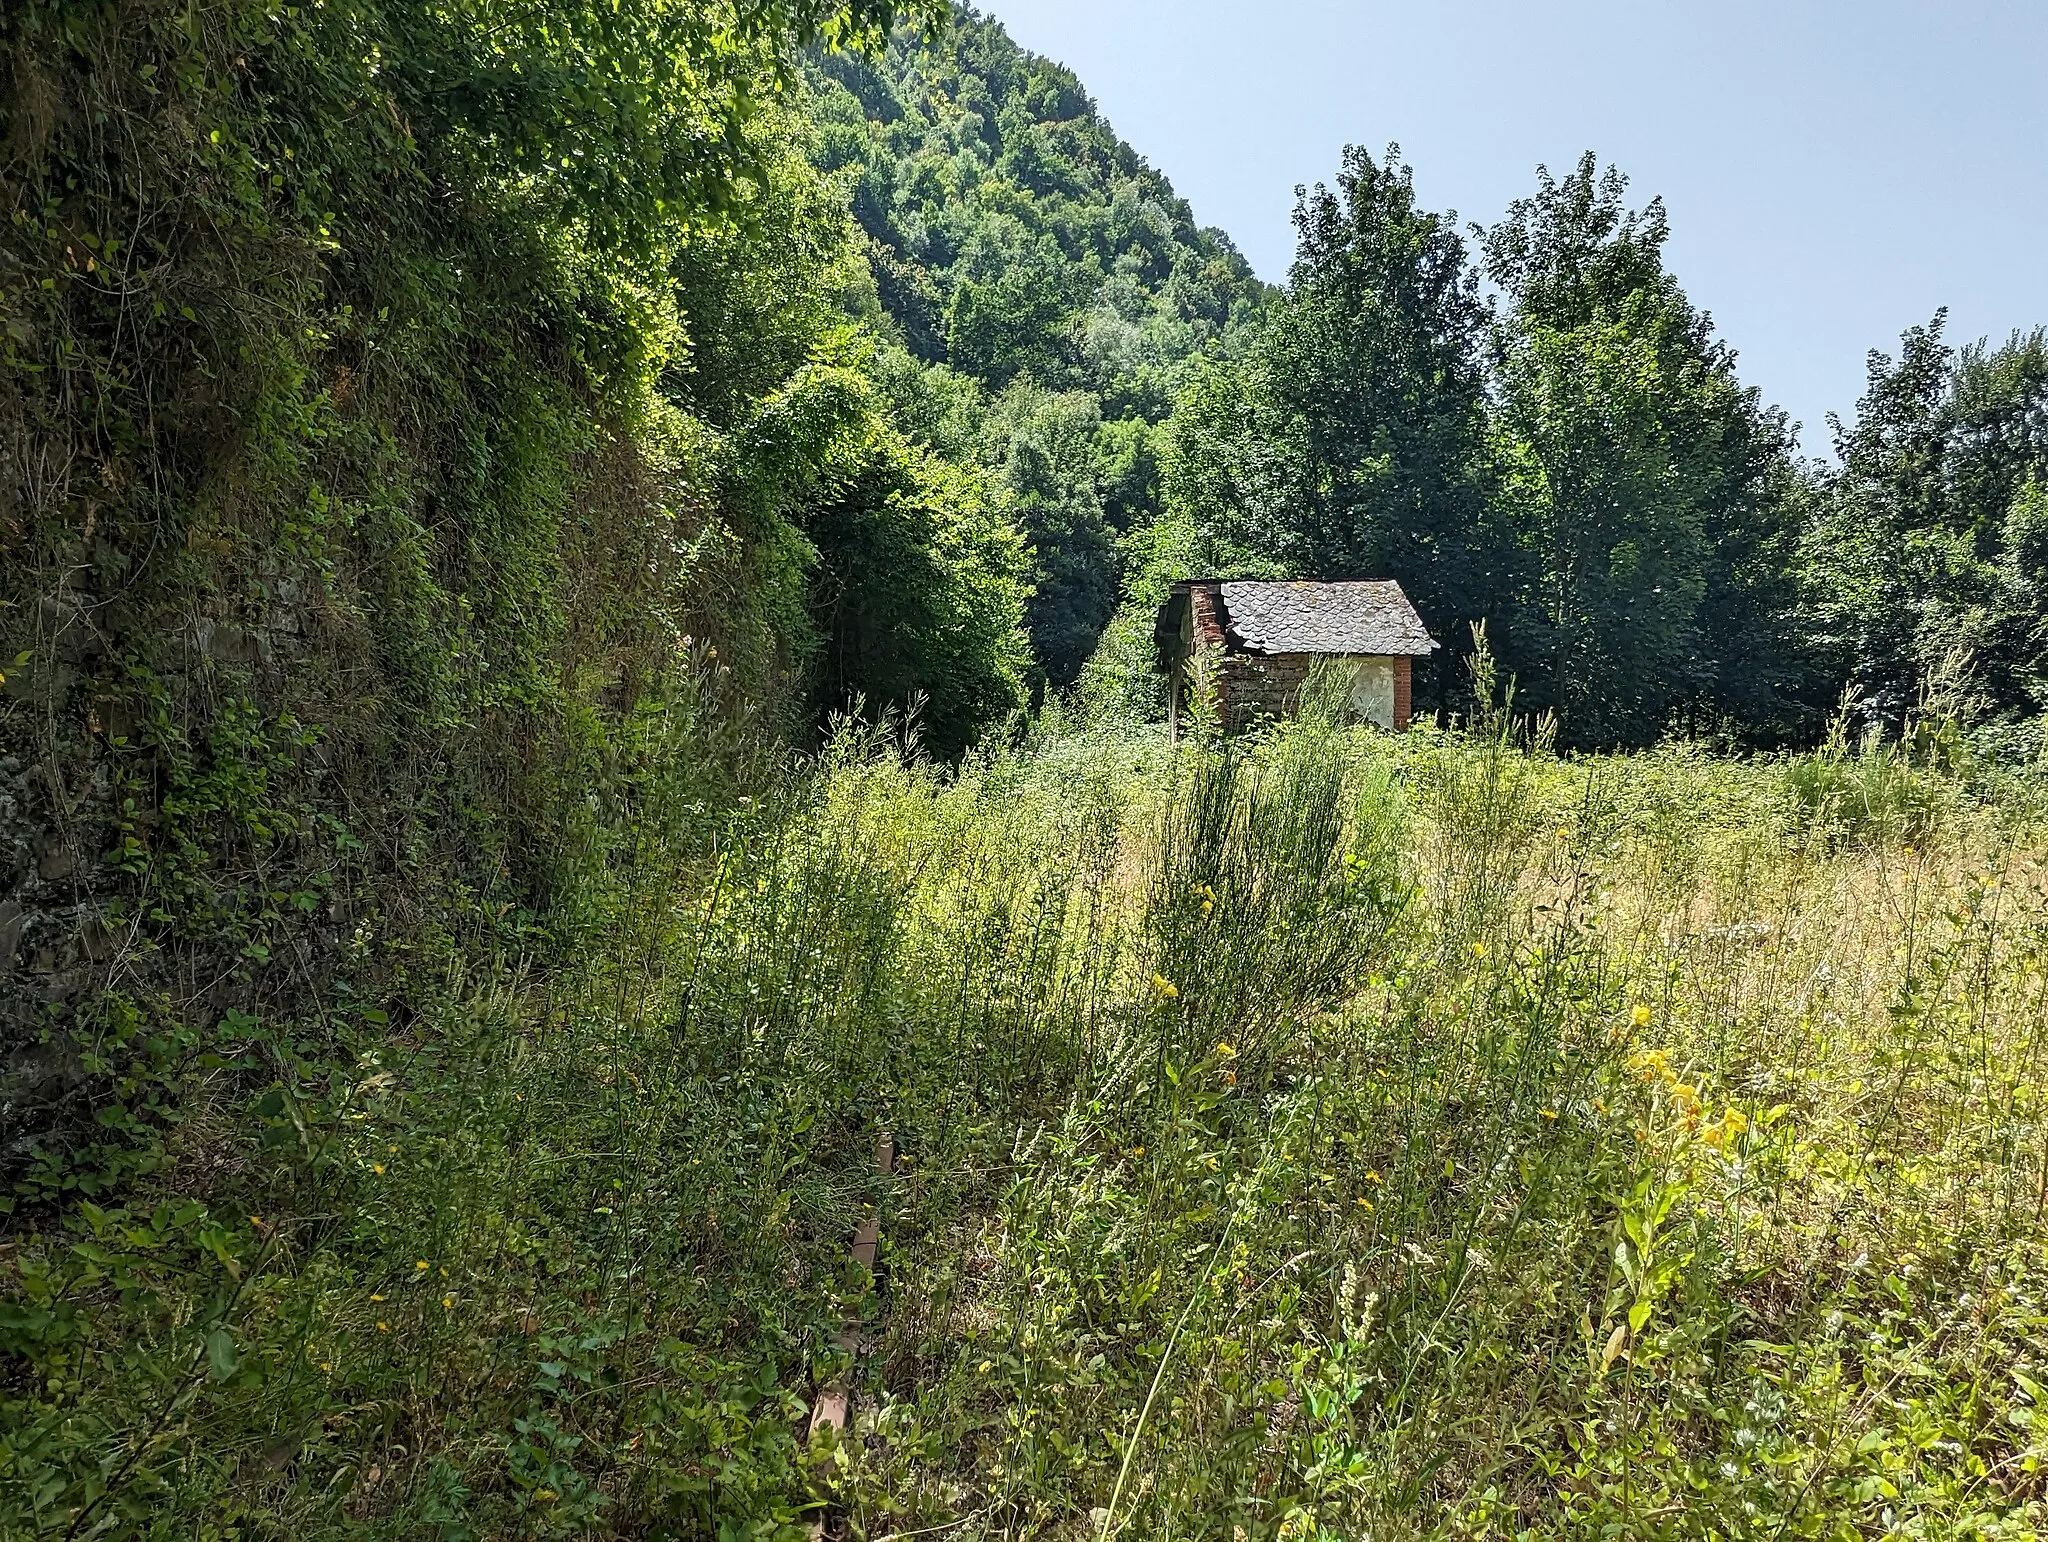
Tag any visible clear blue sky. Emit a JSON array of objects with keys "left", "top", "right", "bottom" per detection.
[{"left": 978, "top": 0, "right": 2047, "bottom": 457}]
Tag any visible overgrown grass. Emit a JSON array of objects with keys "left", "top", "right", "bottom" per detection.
[{"left": 8, "top": 701, "right": 2048, "bottom": 1538}]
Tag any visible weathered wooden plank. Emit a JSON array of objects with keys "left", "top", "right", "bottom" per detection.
[
  {"left": 806, "top": 1129, "right": 897, "bottom": 1442},
  {"left": 806, "top": 1130, "right": 900, "bottom": 1539}
]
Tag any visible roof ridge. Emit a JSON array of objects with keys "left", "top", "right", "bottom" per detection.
[{"left": 1208, "top": 577, "right": 1436, "bottom": 656}]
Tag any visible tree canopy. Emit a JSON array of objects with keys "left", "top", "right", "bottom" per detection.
[
  {"left": 1802, "top": 315, "right": 2048, "bottom": 725},
  {"left": 1122, "top": 149, "right": 1831, "bottom": 747}
]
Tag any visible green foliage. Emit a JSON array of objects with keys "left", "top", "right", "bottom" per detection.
[
  {"left": 982, "top": 380, "right": 1125, "bottom": 688},
  {"left": 1484, "top": 155, "right": 1812, "bottom": 744},
  {"left": 1784, "top": 665, "right": 1978, "bottom": 846},
  {"left": 1784, "top": 729, "right": 1956, "bottom": 848},
  {"left": 9, "top": 4, "right": 2048, "bottom": 1535},
  {"left": 0, "top": 0, "right": 1004, "bottom": 1385},
  {"left": 809, "top": 10, "right": 1263, "bottom": 411},
  {"left": 1158, "top": 150, "right": 1498, "bottom": 667},
  {"left": 9, "top": 682, "right": 2048, "bottom": 1532},
  {"left": 1131, "top": 151, "right": 1816, "bottom": 747},
  {"left": 1801, "top": 314, "right": 2048, "bottom": 725},
  {"left": 806, "top": 413, "right": 1032, "bottom": 757},
  {"left": 800, "top": 722, "right": 2046, "bottom": 1541},
  {"left": 1145, "top": 700, "right": 1412, "bottom": 1073},
  {"left": 804, "top": 7, "right": 1268, "bottom": 686}
]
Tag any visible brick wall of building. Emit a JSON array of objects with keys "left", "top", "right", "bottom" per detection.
[
  {"left": 1216, "top": 650, "right": 1312, "bottom": 731},
  {"left": 1394, "top": 655, "right": 1412, "bottom": 731},
  {"left": 1188, "top": 583, "right": 1227, "bottom": 648}
]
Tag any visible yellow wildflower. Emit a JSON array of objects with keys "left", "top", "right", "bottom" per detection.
[
  {"left": 371, "top": 1163, "right": 385, "bottom": 1175},
  {"left": 376, "top": 1321, "right": 389, "bottom": 1332},
  {"left": 415, "top": 1260, "right": 428, "bottom": 1271},
  {"left": 1631, "top": 1004, "right": 1652, "bottom": 1028},
  {"left": 1540, "top": 1108, "right": 1559, "bottom": 1120},
  {"left": 1153, "top": 974, "right": 1179, "bottom": 999},
  {"left": 1215, "top": 1040, "right": 1237, "bottom": 1060},
  {"left": 1356, "top": 1197, "right": 1373, "bottom": 1210},
  {"left": 442, "top": 1295, "right": 454, "bottom": 1309}
]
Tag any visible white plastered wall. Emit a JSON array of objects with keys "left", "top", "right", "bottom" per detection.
[{"left": 1347, "top": 655, "right": 1396, "bottom": 730}]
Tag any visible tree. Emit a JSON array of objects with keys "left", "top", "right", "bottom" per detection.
[
  {"left": 1802, "top": 316, "right": 2048, "bottom": 722},
  {"left": 1485, "top": 155, "right": 1807, "bottom": 745},
  {"left": 1131, "top": 147, "right": 1501, "bottom": 710},
  {"left": 669, "top": 128, "right": 1035, "bottom": 752},
  {"left": 1264, "top": 147, "right": 1501, "bottom": 648},
  {"left": 806, "top": 424, "right": 1033, "bottom": 756},
  {"left": 982, "top": 381, "right": 1119, "bottom": 689}
]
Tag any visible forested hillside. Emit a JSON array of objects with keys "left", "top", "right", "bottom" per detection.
[
  {"left": 5, "top": 0, "right": 2048, "bottom": 1535},
  {"left": 796, "top": 13, "right": 1268, "bottom": 685}
]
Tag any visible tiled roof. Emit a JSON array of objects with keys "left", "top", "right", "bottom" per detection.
[{"left": 1218, "top": 580, "right": 1436, "bottom": 656}]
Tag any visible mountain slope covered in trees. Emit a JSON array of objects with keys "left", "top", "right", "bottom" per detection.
[{"left": 803, "top": 11, "right": 1269, "bottom": 684}]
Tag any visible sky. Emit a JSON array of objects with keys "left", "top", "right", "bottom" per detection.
[{"left": 978, "top": 0, "right": 2047, "bottom": 458}]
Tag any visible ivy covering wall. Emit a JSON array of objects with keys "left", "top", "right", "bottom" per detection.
[{"left": 0, "top": 0, "right": 1036, "bottom": 1201}]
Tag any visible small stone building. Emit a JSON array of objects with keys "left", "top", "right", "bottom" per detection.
[{"left": 1155, "top": 579, "right": 1438, "bottom": 734}]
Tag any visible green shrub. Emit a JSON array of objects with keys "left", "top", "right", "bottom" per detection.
[{"left": 1785, "top": 699, "right": 1961, "bottom": 846}]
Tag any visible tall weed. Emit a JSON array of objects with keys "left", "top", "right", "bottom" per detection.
[{"left": 9, "top": 706, "right": 2048, "bottom": 1538}]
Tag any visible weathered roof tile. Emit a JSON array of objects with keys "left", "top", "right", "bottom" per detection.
[{"left": 1217, "top": 580, "right": 1436, "bottom": 656}]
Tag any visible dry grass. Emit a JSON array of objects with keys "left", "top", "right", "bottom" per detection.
[{"left": 9, "top": 709, "right": 2048, "bottom": 1540}]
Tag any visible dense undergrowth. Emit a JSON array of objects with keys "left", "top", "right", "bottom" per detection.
[
  {"left": 8, "top": 668, "right": 2048, "bottom": 1537},
  {"left": 0, "top": 0, "right": 1023, "bottom": 1223},
  {"left": 7, "top": 2, "right": 2048, "bottom": 1536}
]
